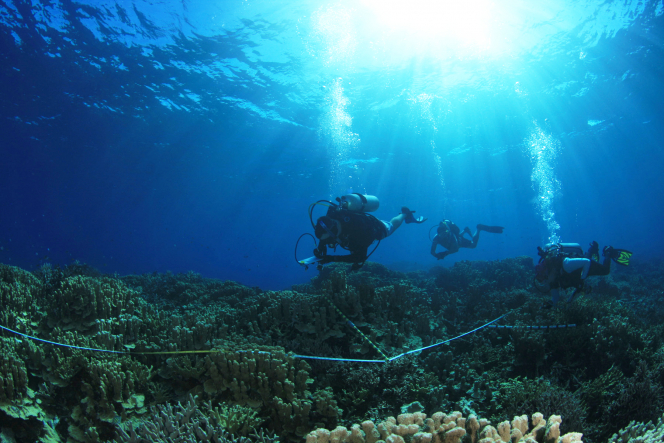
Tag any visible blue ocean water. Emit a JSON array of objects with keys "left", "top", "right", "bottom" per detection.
[{"left": 0, "top": 0, "right": 662, "bottom": 290}]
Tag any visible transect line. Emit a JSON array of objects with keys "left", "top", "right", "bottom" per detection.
[{"left": 0, "top": 314, "right": 516, "bottom": 363}]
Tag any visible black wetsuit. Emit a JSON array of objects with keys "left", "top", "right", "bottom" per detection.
[
  {"left": 551, "top": 256, "right": 612, "bottom": 291},
  {"left": 432, "top": 220, "right": 474, "bottom": 259},
  {"left": 438, "top": 220, "right": 472, "bottom": 248},
  {"left": 314, "top": 208, "right": 387, "bottom": 265}
]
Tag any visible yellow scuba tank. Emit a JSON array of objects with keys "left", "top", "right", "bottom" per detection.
[{"left": 339, "top": 194, "right": 380, "bottom": 212}]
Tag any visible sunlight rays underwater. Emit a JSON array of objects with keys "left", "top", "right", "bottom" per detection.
[{"left": 303, "top": 0, "right": 581, "bottom": 242}]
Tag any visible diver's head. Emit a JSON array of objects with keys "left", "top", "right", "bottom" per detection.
[
  {"left": 315, "top": 216, "right": 339, "bottom": 240},
  {"left": 437, "top": 221, "right": 448, "bottom": 235}
]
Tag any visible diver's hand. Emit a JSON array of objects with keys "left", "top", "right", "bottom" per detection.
[
  {"left": 435, "top": 252, "right": 446, "bottom": 260},
  {"left": 314, "top": 248, "right": 323, "bottom": 258},
  {"left": 350, "top": 263, "right": 363, "bottom": 271}
]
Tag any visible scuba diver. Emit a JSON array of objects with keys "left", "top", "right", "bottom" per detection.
[
  {"left": 534, "top": 241, "right": 632, "bottom": 307},
  {"left": 299, "top": 194, "right": 426, "bottom": 271},
  {"left": 430, "top": 220, "right": 504, "bottom": 260}
]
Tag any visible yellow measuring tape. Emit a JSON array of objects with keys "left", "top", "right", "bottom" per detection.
[
  {"left": 1, "top": 309, "right": 513, "bottom": 363},
  {"left": 330, "top": 303, "right": 390, "bottom": 362}
]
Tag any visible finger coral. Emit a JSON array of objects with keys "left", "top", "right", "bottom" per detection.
[
  {"left": 46, "top": 276, "right": 137, "bottom": 332},
  {"left": 0, "top": 337, "right": 29, "bottom": 402},
  {"left": 306, "top": 411, "right": 583, "bottom": 443}
]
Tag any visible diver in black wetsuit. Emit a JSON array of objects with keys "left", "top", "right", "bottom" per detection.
[
  {"left": 534, "top": 241, "right": 632, "bottom": 306},
  {"left": 314, "top": 202, "right": 426, "bottom": 271},
  {"left": 430, "top": 220, "right": 504, "bottom": 260}
]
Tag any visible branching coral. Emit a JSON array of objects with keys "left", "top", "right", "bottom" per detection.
[
  {"left": 582, "top": 360, "right": 663, "bottom": 442},
  {"left": 607, "top": 412, "right": 664, "bottom": 443},
  {"left": 114, "top": 394, "right": 276, "bottom": 443},
  {"left": 491, "top": 377, "right": 587, "bottom": 436},
  {"left": 208, "top": 402, "right": 264, "bottom": 436}
]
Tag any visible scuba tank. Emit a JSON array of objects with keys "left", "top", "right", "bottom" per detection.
[
  {"left": 535, "top": 242, "right": 585, "bottom": 281},
  {"left": 534, "top": 242, "right": 584, "bottom": 288},
  {"left": 542, "top": 243, "right": 584, "bottom": 258},
  {"left": 338, "top": 193, "right": 379, "bottom": 212}
]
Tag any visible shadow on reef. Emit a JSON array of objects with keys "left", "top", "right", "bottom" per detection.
[{"left": 1, "top": 257, "right": 664, "bottom": 442}]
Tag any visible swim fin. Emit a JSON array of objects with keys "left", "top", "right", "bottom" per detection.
[
  {"left": 477, "top": 224, "right": 504, "bottom": 234},
  {"left": 603, "top": 246, "right": 632, "bottom": 266},
  {"left": 402, "top": 207, "right": 427, "bottom": 224},
  {"left": 612, "top": 249, "right": 632, "bottom": 266},
  {"left": 587, "top": 241, "right": 600, "bottom": 262}
]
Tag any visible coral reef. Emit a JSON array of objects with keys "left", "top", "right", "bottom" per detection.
[
  {"left": 490, "top": 377, "right": 586, "bottom": 436},
  {"left": 114, "top": 394, "right": 276, "bottom": 443},
  {"left": 607, "top": 412, "right": 664, "bottom": 443},
  {"left": 0, "top": 257, "right": 661, "bottom": 442}
]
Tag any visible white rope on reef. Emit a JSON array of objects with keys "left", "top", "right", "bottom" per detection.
[{"left": 488, "top": 324, "right": 576, "bottom": 329}]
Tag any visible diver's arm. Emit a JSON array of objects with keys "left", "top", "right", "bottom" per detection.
[
  {"left": 319, "top": 247, "right": 368, "bottom": 264},
  {"left": 338, "top": 247, "right": 368, "bottom": 263},
  {"left": 431, "top": 237, "right": 452, "bottom": 260},
  {"left": 313, "top": 240, "right": 329, "bottom": 258},
  {"left": 437, "top": 236, "right": 459, "bottom": 259},
  {"left": 324, "top": 254, "right": 362, "bottom": 264},
  {"left": 430, "top": 236, "right": 439, "bottom": 258}
]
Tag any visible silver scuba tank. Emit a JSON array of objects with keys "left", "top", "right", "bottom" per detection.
[
  {"left": 339, "top": 194, "right": 379, "bottom": 212},
  {"left": 544, "top": 242, "right": 584, "bottom": 258}
]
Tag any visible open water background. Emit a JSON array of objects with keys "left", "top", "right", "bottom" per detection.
[{"left": 1, "top": 0, "right": 663, "bottom": 289}]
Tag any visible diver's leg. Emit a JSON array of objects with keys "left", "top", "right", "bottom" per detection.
[
  {"left": 458, "top": 236, "right": 474, "bottom": 249},
  {"left": 587, "top": 256, "right": 611, "bottom": 276},
  {"left": 551, "top": 288, "right": 560, "bottom": 306},
  {"left": 389, "top": 214, "right": 405, "bottom": 232},
  {"left": 562, "top": 258, "right": 592, "bottom": 279},
  {"left": 464, "top": 229, "right": 480, "bottom": 249},
  {"left": 473, "top": 229, "right": 480, "bottom": 248},
  {"left": 457, "top": 227, "right": 479, "bottom": 248}
]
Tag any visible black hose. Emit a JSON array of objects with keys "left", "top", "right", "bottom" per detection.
[
  {"left": 308, "top": 200, "right": 336, "bottom": 229},
  {"left": 429, "top": 225, "right": 438, "bottom": 242},
  {"left": 365, "top": 240, "right": 381, "bottom": 262},
  {"left": 304, "top": 200, "right": 382, "bottom": 267},
  {"left": 295, "top": 233, "right": 317, "bottom": 266}
]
